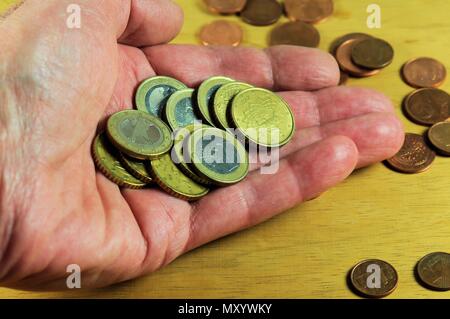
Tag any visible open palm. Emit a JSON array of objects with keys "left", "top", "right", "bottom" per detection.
[{"left": 0, "top": 0, "right": 403, "bottom": 289}]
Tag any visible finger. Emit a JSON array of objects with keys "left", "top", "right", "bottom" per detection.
[{"left": 144, "top": 44, "right": 340, "bottom": 90}]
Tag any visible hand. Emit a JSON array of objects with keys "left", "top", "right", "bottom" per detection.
[{"left": 0, "top": 0, "right": 404, "bottom": 289}]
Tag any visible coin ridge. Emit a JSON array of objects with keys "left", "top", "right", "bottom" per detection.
[{"left": 117, "top": 152, "right": 153, "bottom": 184}]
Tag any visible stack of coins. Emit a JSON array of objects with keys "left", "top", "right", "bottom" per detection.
[{"left": 93, "top": 76, "right": 295, "bottom": 201}]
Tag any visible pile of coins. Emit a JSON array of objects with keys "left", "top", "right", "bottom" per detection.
[
  {"left": 200, "top": 0, "right": 334, "bottom": 48},
  {"left": 93, "top": 76, "right": 295, "bottom": 201}
]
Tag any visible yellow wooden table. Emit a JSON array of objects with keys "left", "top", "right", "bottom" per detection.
[{"left": 1, "top": 0, "right": 450, "bottom": 299}]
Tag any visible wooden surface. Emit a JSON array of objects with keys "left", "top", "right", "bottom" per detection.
[{"left": 1, "top": 0, "right": 450, "bottom": 299}]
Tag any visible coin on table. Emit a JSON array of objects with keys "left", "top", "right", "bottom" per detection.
[
  {"left": 329, "top": 33, "right": 372, "bottom": 56},
  {"left": 204, "top": 0, "right": 247, "bottom": 14},
  {"left": 349, "top": 259, "right": 398, "bottom": 298},
  {"left": 187, "top": 127, "right": 249, "bottom": 186},
  {"left": 213, "top": 82, "right": 253, "bottom": 129},
  {"left": 284, "top": 0, "right": 334, "bottom": 24},
  {"left": 428, "top": 122, "right": 450, "bottom": 156},
  {"left": 403, "top": 88, "right": 450, "bottom": 126},
  {"left": 351, "top": 38, "right": 394, "bottom": 70},
  {"left": 107, "top": 110, "right": 173, "bottom": 160},
  {"left": 339, "top": 71, "right": 349, "bottom": 85},
  {"left": 417, "top": 252, "right": 450, "bottom": 291},
  {"left": 335, "top": 39, "right": 381, "bottom": 77},
  {"left": 197, "top": 76, "right": 234, "bottom": 126},
  {"left": 240, "top": 0, "right": 282, "bottom": 26},
  {"left": 199, "top": 20, "right": 243, "bottom": 47},
  {"left": 386, "top": 133, "right": 436, "bottom": 174},
  {"left": 117, "top": 152, "right": 153, "bottom": 184},
  {"left": 231, "top": 88, "right": 295, "bottom": 147},
  {"left": 402, "top": 57, "right": 447, "bottom": 88},
  {"left": 269, "top": 21, "right": 320, "bottom": 48},
  {"left": 92, "top": 133, "right": 147, "bottom": 189},
  {"left": 149, "top": 154, "right": 209, "bottom": 201},
  {"left": 165, "top": 88, "right": 202, "bottom": 130},
  {"left": 135, "top": 76, "right": 187, "bottom": 118}
]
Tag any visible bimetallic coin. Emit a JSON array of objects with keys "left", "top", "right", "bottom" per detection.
[
  {"left": 213, "top": 82, "right": 253, "bottom": 129},
  {"left": 199, "top": 20, "right": 243, "bottom": 47},
  {"left": 428, "top": 122, "right": 450, "bottom": 156},
  {"left": 92, "top": 133, "right": 147, "bottom": 189},
  {"left": 269, "top": 21, "right": 320, "bottom": 48},
  {"left": 241, "top": 0, "right": 282, "bottom": 26},
  {"left": 204, "top": 0, "right": 247, "bottom": 14},
  {"left": 402, "top": 57, "right": 447, "bottom": 88},
  {"left": 351, "top": 38, "right": 394, "bottom": 70},
  {"left": 231, "top": 88, "right": 295, "bottom": 148},
  {"left": 117, "top": 152, "right": 153, "bottom": 184},
  {"left": 165, "top": 89, "right": 202, "bottom": 130},
  {"left": 330, "top": 33, "right": 372, "bottom": 56},
  {"left": 349, "top": 259, "right": 398, "bottom": 298},
  {"left": 403, "top": 88, "right": 450, "bottom": 126},
  {"left": 197, "top": 76, "right": 234, "bottom": 126},
  {"left": 107, "top": 110, "right": 173, "bottom": 160},
  {"left": 149, "top": 154, "right": 209, "bottom": 201},
  {"left": 417, "top": 252, "right": 450, "bottom": 291},
  {"left": 187, "top": 127, "right": 249, "bottom": 186},
  {"left": 284, "top": 0, "right": 334, "bottom": 24},
  {"left": 135, "top": 76, "right": 187, "bottom": 118},
  {"left": 386, "top": 133, "right": 435, "bottom": 174},
  {"left": 336, "top": 39, "right": 380, "bottom": 77}
]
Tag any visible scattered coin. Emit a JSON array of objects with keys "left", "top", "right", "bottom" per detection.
[
  {"left": 240, "top": 0, "right": 282, "bottom": 26},
  {"left": 231, "top": 88, "right": 295, "bottom": 147},
  {"left": 386, "top": 133, "right": 436, "bottom": 174},
  {"left": 269, "top": 21, "right": 320, "bottom": 48},
  {"left": 403, "top": 88, "right": 450, "bottom": 126},
  {"left": 416, "top": 252, "right": 450, "bottom": 291},
  {"left": 330, "top": 33, "right": 372, "bottom": 56},
  {"left": 349, "top": 259, "right": 398, "bottom": 298},
  {"left": 199, "top": 20, "right": 243, "bottom": 47},
  {"left": 204, "top": 0, "right": 247, "bottom": 14},
  {"left": 117, "top": 152, "right": 153, "bottom": 184},
  {"left": 428, "top": 122, "right": 450, "bottom": 156},
  {"left": 197, "top": 76, "right": 234, "bottom": 126},
  {"left": 402, "top": 57, "right": 447, "bottom": 88},
  {"left": 335, "top": 39, "right": 381, "bottom": 77},
  {"left": 165, "top": 88, "right": 201, "bottom": 130},
  {"left": 351, "top": 38, "right": 394, "bottom": 69},
  {"left": 284, "top": 0, "right": 334, "bottom": 24},
  {"left": 339, "top": 71, "right": 349, "bottom": 85}
]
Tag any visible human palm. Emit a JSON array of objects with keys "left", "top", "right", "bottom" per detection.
[{"left": 0, "top": 0, "right": 403, "bottom": 289}]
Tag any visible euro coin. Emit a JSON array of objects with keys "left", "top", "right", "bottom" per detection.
[
  {"left": 197, "top": 76, "right": 234, "bottom": 126},
  {"left": 269, "top": 21, "right": 320, "bottom": 48},
  {"left": 92, "top": 133, "right": 147, "bottom": 189},
  {"left": 117, "top": 152, "right": 153, "bottom": 184},
  {"left": 386, "top": 133, "right": 435, "bottom": 174},
  {"left": 199, "top": 20, "right": 243, "bottom": 47},
  {"left": 403, "top": 88, "right": 450, "bottom": 126},
  {"left": 351, "top": 38, "right": 394, "bottom": 70},
  {"left": 231, "top": 88, "right": 295, "bottom": 147},
  {"left": 284, "top": 0, "right": 334, "bottom": 24},
  {"left": 149, "top": 153, "right": 210, "bottom": 201},
  {"left": 402, "top": 57, "right": 447, "bottom": 88},
  {"left": 107, "top": 110, "right": 173, "bottom": 160},
  {"left": 335, "top": 39, "right": 381, "bottom": 77},
  {"left": 241, "top": 0, "right": 282, "bottom": 26},
  {"left": 417, "top": 252, "right": 450, "bottom": 291},
  {"left": 204, "top": 0, "right": 247, "bottom": 14},
  {"left": 428, "top": 122, "right": 450, "bottom": 156},
  {"left": 135, "top": 76, "right": 187, "bottom": 118},
  {"left": 187, "top": 127, "right": 249, "bottom": 186},
  {"left": 330, "top": 33, "right": 372, "bottom": 56},
  {"left": 213, "top": 82, "right": 253, "bottom": 130},
  {"left": 165, "top": 88, "right": 202, "bottom": 130},
  {"left": 349, "top": 259, "right": 398, "bottom": 298}
]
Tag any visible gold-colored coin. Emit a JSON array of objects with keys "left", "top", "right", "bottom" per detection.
[
  {"left": 351, "top": 38, "right": 394, "bottom": 70},
  {"left": 269, "top": 21, "right": 320, "bottom": 48},
  {"left": 117, "top": 152, "right": 153, "bottom": 184},
  {"left": 199, "top": 20, "right": 243, "bottom": 47},
  {"left": 428, "top": 122, "right": 450, "bottom": 156},
  {"left": 284, "top": 0, "right": 334, "bottom": 24},
  {"left": 417, "top": 252, "right": 450, "bottom": 291},
  {"left": 197, "top": 76, "right": 234, "bottom": 126},
  {"left": 149, "top": 153, "right": 209, "bottom": 201},
  {"left": 231, "top": 88, "right": 295, "bottom": 147},
  {"left": 349, "top": 259, "right": 398, "bottom": 298},
  {"left": 165, "top": 89, "right": 202, "bottom": 131},
  {"left": 402, "top": 57, "right": 447, "bottom": 88},
  {"left": 403, "top": 88, "right": 450, "bottom": 126},
  {"left": 92, "top": 133, "right": 147, "bottom": 189}
]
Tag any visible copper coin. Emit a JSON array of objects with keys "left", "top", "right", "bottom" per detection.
[
  {"left": 199, "top": 20, "right": 243, "bottom": 46},
  {"left": 329, "top": 33, "right": 372, "bottom": 56},
  {"left": 417, "top": 252, "right": 450, "bottom": 291},
  {"left": 349, "top": 259, "right": 398, "bottom": 298},
  {"left": 403, "top": 88, "right": 450, "bottom": 126},
  {"left": 402, "top": 57, "right": 447, "bottom": 88},
  {"left": 339, "top": 71, "right": 349, "bottom": 85},
  {"left": 386, "top": 133, "right": 436, "bottom": 174},
  {"left": 204, "top": 0, "right": 247, "bottom": 14},
  {"left": 284, "top": 0, "right": 334, "bottom": 24},
  {"left": 351, "top": 38, "right": 394, "bottom": 69},
  {"left": 428, "top": 122, "right": 450, "bottom": 156},
  {"left": 241, "top": 0, "right": 282, "bottom": 26},
  {"left": 269, "top": 21, "right": 320, "bottom": 48},
  {"left": 335, "top": 39, "right": 380, "bottom": 77}
]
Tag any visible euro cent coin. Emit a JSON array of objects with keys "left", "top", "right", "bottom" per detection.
[
  {"left": 330, "top": 33, "right": 372, "bottom": 56},
  {"left": 402, "top": 57, "right": 447, "bottom": 88},
  {"left": 417, "top": 252, "right": 450, "bottom": 291},
  {"left": 351, "top": 38, "right": 394, "bottom": 70},
  {"left": 204, "top": 0, "right": 247, "bottom": 14},
  {"left": 240, "top": 0, "right": 282, "bottom": 26},
  {"left": 117, "top": 152, "right": 153, "bottom": 184},
  {"left": 284, "top": 0, "right": 334, "bottom": 24},
  {"left": 428, "top": 122, "right": 450, "bottom": 156},
  {"left": 335, "top": 39, "right": 380, "bottom": 77},
  {"left": 165, "top": 88, "right": 202, "bottom": 130},
  {"left": 107, "top": 110, "right": 173, "bottom": 160},
  {"left": 199, "top": 20, "right": 243, "bottom": 47},
  {"left": 197, "top": 76, "right": 234, "bottom": 126},
  {"left": 269, "top": 21, "right": 320, "bottom": 48},
  {"left": 403, "top": 88, "right": 450, "bottom": 126},
  {"left": 135, "top": 76, "right": 187, "bottom": 118}
]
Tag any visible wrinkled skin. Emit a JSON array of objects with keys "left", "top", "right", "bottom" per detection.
[{"left": 0, "top": 0, "right": 404, "bottom": 290}]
